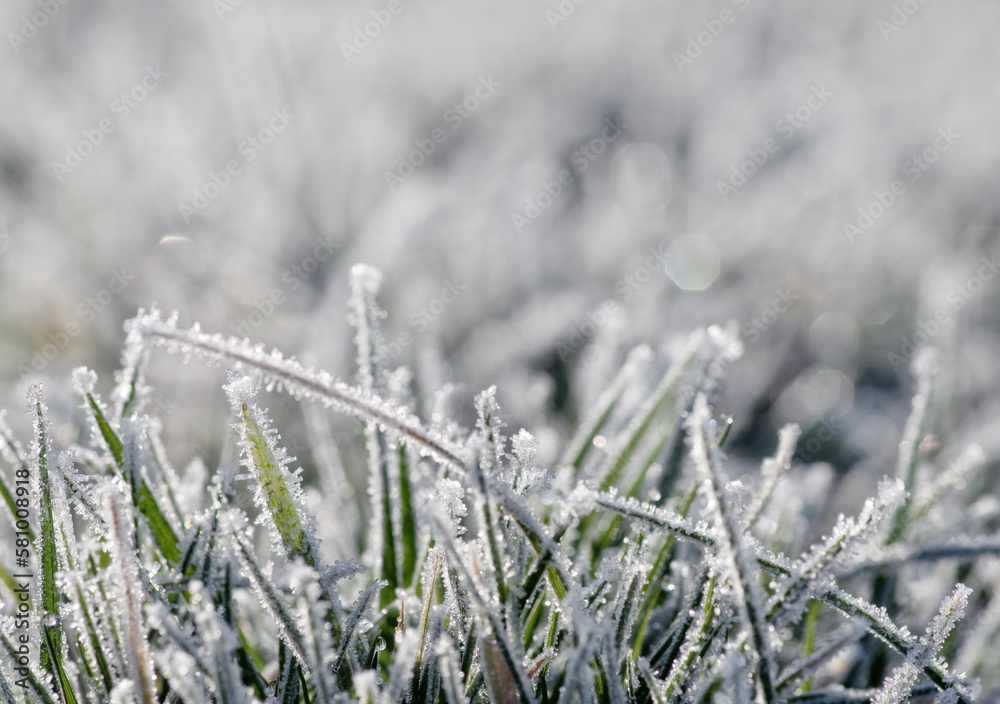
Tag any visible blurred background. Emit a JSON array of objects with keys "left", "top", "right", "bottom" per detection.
[{"left": 1, "top": 0, "right": 999, "bottom": 503}]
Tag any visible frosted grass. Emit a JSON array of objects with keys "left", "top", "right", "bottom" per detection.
[{"left": 0, "top": 264, "right": 994, "bottom": 703}]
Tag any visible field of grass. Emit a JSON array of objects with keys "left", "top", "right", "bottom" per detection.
[{"left": 0, "top": 268, "right": 997, "bottom": 702}]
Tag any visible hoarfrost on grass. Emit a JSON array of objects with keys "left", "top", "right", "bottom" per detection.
[{"left": 0, "top": 283, "right": 993, "bottom": 704}]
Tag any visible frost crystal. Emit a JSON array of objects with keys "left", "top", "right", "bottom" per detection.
[{"left": 769, "top": 476, "right": 906, "bottom": 626}]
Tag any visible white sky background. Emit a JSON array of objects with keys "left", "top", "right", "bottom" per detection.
[{"left": 1, "top": 0, "right": 999, "bottom": 477}]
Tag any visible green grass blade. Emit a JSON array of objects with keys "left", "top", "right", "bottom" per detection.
[
  {"left": 229, "top": 521, "right": 311, "bottom": 674},
  {"left": 597, "top": 335, "right": 702, "bottom": 493},
  {"left": 87, "top": 394, "right": 124, "bottom": 467},
  {"left": 333, "top": 578, "right": 385, "bottom": 688},
  {"left": 222, "top": 561, "right": 270, "bottom": 700},
  {"left": 235, "top": 620, "right": 271, "bottom": 700},
  {"left": 243, "top": 402, "right": 311, "bottom": 559},
  {"left": 501, "top": 502, "right": 568, "bottom": 602},
  {"left": 560, "top": 345, "right": 652, "bottom": 470},
  {"left": 377, "top": 430, "right": 398, "bottom": 610},
  {"left": 0, "top": 562, "right": 30, "bottom": 609},
  {"left": 661, "top": 575, "right": 715, "bottom": 701},
  {"left": 28, "top": 386, "right": 63, "bottom": 681},
  {"left": 888, "top": 352, "right": 936, "bottom": 546},
  {"left": 1, "top": 626, "right": 59, "bottom": 704},
  {"left": 0, "top": 458, "right": 34, "bottom": 544},
  {"left": 135, "top": 483, "right": 180, "bottom": 563},
  {"left": 631, "top": 482, "right": 699, "bottom": 657},
  {"left": 689, "top": 397, "right": 775, "bottom": 702},
  {"left": 228, "top": 378, "right": 319, "bottom": 567},
  {"left": 0, "top": 411, "right": 33, "bottom": 541},
  {"left": 398, "top": 445, "right": 419, "bottom": 588},
  {"left": 637, "top": 659, "right": 667, "bottom": 704},
  {"left": 613, "top": 567, "right": 645, "bottom": 657},
  {"left": 81, "top": 386, "right": 180, "bottom": 564},
  {"left": 42, "top": 625, "right": 79, "bottom": 704},
  {"left": 111, "top": 334, "right": 151, "bottom": 422},
  {"left": 106, "top": 494, "right": 157, "bottom": 704},
  {"left": 801, "top": 599, "right": 821, "bottom": 693},
  {"left": 74, "top": 583, "right": 113, "bottom": 693},
  {"left": 412, "top": 549, "right": 441, "bottom": 687}
]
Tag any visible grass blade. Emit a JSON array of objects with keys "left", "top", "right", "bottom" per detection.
[
  {"left": 74, "top": 371, "right": 180, "bottom": 564},
  {"left": 596, "top": 333, "right": 703, "bottom": 492},
  {"left": 689, "top": 395, "right": 775, "bottom": 703},
  {"left": 27, "top": 386, "right": 64, "bottom": 685},
  {"left": 226, "top": 373, "right": 321, "bottom": 568}
]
